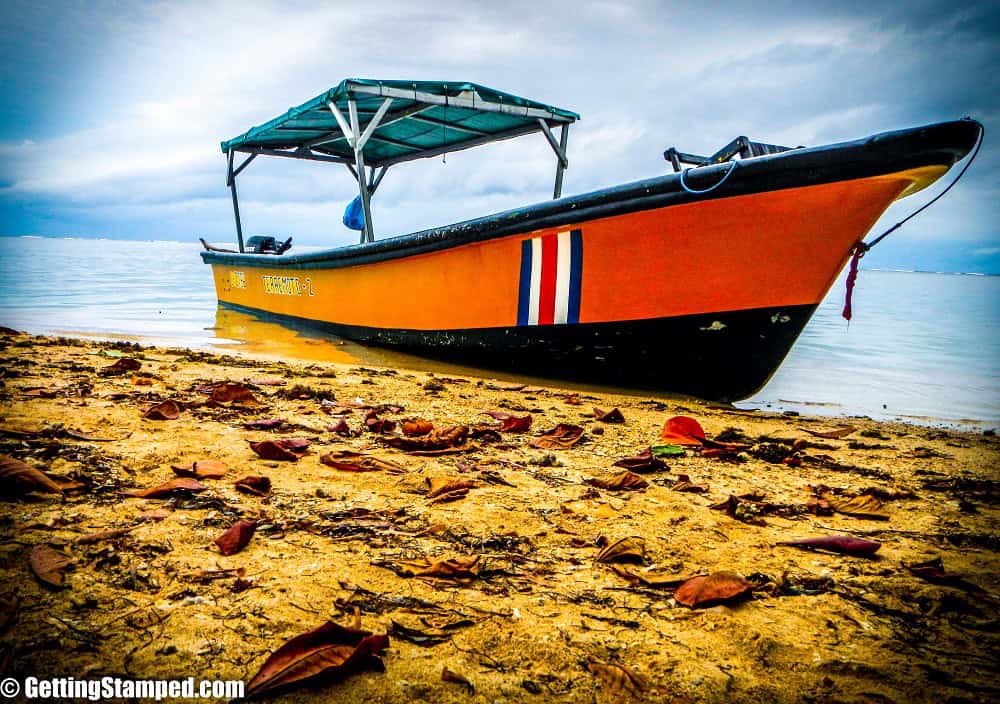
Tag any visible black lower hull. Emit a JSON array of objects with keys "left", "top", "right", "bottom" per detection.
[{"left": 220, "top": 302, "right": 817, "bottom": 401}]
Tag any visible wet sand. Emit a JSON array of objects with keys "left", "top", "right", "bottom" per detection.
[{"left": 1, "top": 332, "right": 997, "bottom": 703}]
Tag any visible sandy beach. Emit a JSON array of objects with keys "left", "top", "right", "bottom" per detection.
[{"left": 1, "top": 331, "right": 997, "bottom": 703}]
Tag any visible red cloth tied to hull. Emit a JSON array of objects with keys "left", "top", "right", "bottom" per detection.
[{"left": 842, "top": 242, "right": 867, "bottom": 321}]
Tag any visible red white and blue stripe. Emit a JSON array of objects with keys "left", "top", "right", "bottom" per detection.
[{"left": 517, "top": 229, "right": 583, "bottom": 326}]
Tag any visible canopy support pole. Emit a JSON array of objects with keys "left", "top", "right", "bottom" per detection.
[
  {"left": 370, "top": 165, "right": 389, "bottom": 194},
  {"left": 226, "top": 151, "right": 245, "bottom": 253},
  {"left": 348, "top": 98, "right": 375, "bottom": 244},
  {"left": 554, "top": 124, "right": 569, "bottom": 199},
  {"left": 537, "top": 120, "right": 570, "bottom": 199}
]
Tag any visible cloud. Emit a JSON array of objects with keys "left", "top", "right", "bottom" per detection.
[{"left": 0, "top": 0, "right": 996, "bottom": 268}]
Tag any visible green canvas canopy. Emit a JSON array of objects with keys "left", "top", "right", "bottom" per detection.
[
  {"left": 222, "top": 79, "right": 580, "bottom": 247},
  {"left": 222, "top": 78, "right": 579, "bottom": 167}
]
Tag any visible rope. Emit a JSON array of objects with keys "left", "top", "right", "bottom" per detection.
[
  {"left": 679, "top": 159, "right": 738, "bottom": 194},
  {"left": 841, "top": 242, "right": 865, "bottom": 321},
  {"left": 841, "top": 119, "right": 984, "bottom": 320},
  {"left": 861, "top": 119, "right": 984, "bottom": 252}
]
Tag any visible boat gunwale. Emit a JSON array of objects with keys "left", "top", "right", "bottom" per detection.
[{"left": 201, "top": 120, "right": 979, "bottom": 271}]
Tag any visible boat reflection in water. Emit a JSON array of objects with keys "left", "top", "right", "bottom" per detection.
[{"left": 208, "top": 305, "right": 657, "bottom": 396}]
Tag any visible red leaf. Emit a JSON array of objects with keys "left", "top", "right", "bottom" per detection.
[
  {"left": 328, "top": 419, "right": 353, "bottom": 436},
  {"left": 143, "top": 400, "right": 181, "bottom": 421},
  {"left": 0, "top": 455, "right": 63, "bottom": 497},
  {"left": 483, "top": 411, "right": 533, "bottom": 433},
  {"left": 674, "top": 572, "right": 752, "bottom": 607},
  {"left": 121, "top": 478, "right": 207, "bottom": 498},
  {"left": 613, "top": 449, "right": 667, "bottom": 473},
  {"left": 249, "top": 439, "right": 308, "bottom": 461},
  {"left": 778, "top": 535, "right": 881, "bottom": 556},
  {"left": 660, "top": 416, "right": 706, "bottom": 445},
  {"left": 364, "top": 410, "right": 396, "bottom": 434},
  {"left": 244, "top": 418, "right": 285, "bottom": 430},
  {"left": 529, "top": 424, "right": 584, "bottom": 449},
  {"left": 246, "top": 620, "right": 389, "bottom": 696},
  {"left": 500, "top": 414, "right": 532, "bottom": 432},
  {"left": 215, "top": 520, "right": 257, "bottom": 556},
  {"left": 234, "top": 475, "right": 271, "bottom": 496},
  {"left": 30, "top": 545, "right": 73, "bottom": 588}
]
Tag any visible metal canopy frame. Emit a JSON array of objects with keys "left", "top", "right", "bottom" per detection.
[{"left": 224, "top": 80, "right": 577, "bottom": 248}]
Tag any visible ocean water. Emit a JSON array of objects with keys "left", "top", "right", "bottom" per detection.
[{"left": 1, "top": 236, "right": 997, "bottom": 427}]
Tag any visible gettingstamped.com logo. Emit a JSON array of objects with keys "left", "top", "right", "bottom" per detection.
[{"left": 1, "top": 676, "right": 245, "bottom": 701}]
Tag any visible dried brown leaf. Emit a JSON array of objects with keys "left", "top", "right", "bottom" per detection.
[
  {"left": 442, "top": 667, "right": 475, "bottom": 693},
  {"left": 610, "top": 565, "right": 689, "bottom": 588},
  {"left": 320, "top": 451, "right": 406, "bottom": 473},
  {"left": 143, "top": 400, "right": 181, "bottom": 421},
  {"left": 246, "top": 620, "right": 389, "bottom": 697},
  {"left": 0, "top": 455, "right": 62, "bottom": 497},
  {"left": 390, "top": 555, "right": 482, "bottom": 581},
  {"left": 426, "top": 477, "right": 477, "bottom": 498},
  {"left": 104, "top": 357, "right": 142, "bottom": 375},
  {"left": 530, "top": 424, "right": 584, "bottom": 450},
  {"left": 29, "top": 545, "right": 73, "bottom": 588},
  {"left": 671, "top": 474, "right": 709, "bottom": 493},
  {"left": 121, "top": 477, "right": 207, "bottom": 498},
  {"left": 249, "top": 439, "right": 308, "bottom": 461},
  {"left": 170, "top": 459, "right": 228, "bottom": 479},
  {"left": 674, "top": 571, "right": 753, "bottom": 607},
  {"left": 587, "top": 661, "right": 649, "bottom": 697},
  {"left": 234, "top": 475, "right": 272, "bottom": 496},
  {"left": 596, "top": 536, "right": 646, "bottom": 564},
  {"left": 822, "top": 492, "right": 888, "bottom": 520},
  {"left": 585, "top": 471, "right": 648, "bottom": 492},
  {"left": 593, "top": 407, "right": 625, "bottom": 423},
  {"left": 210, "top": 383, "right": 259, "bottom": 405},
  {"left": 402, "top": 419, "right": 434, "bottom": 436},
  {"left": 386, "top": 425, "right": 470, "bottom": 453},
  {"left": 75, "top": 527, "right": 135, "bottom": 545}
]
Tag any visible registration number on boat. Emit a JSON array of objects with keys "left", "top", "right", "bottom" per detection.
[{"left": 261, "top": 275, "right": 314, "bottom": 296}]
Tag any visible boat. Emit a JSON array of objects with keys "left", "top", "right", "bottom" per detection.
[{"left": 201, "top": 78, "right": 982, "bottom": 401}]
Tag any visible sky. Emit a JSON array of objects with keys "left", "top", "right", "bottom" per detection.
[{"left": 1, "top": 0, "right": 998, "bottom": 273}]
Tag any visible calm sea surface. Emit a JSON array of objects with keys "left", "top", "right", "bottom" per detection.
[{"left": 1, "top": 236, "right": 997, "bottom": 427}]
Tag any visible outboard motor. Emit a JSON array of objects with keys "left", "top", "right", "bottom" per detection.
[{"left": 245, "top": 236, "right": 292, "bottom": 254}]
